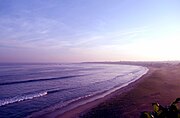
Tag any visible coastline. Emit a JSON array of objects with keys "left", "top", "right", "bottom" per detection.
[
  {"left": 33, "top": 64, "right": 150, "bottom": 118},
  {"left": 79, "top": 63, "right": 180, "bottom": 118},
  {"left": 57, "top": 66, "right": 151, "bottom": 118},
  {"left": 33, "top": 62, "right": 180, "bottom": 118},
  {"left": 56, "top": 68, "right": 152, "bottom": 118}
]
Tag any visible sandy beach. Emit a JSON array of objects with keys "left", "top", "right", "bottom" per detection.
[{"left": 40, "top": 62, "right": 180, "bottom": 118}]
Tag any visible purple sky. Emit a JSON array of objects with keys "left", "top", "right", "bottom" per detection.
[{"left": 0, "top": 0, "right": 180, "bottom": 62}]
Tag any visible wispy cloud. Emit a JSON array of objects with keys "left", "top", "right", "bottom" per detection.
[
  {"left": 0, "top": 14, "right": 75, "bottom": 48},
  {"left": 0, "top": 1, "right": 149, "bottom": 50},
  {"left": 70, "top": 26, "right": 149, "bottom": 47},
  {"left": 0, "top": 10, "right": 149, "bottom": 49}
]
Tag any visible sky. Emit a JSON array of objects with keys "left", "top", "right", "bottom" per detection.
[{"left": 0, "top": 0, "right": 180, "bottom": 63}]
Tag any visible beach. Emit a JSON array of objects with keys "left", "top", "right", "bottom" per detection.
[{"left": 50, "top": 62, "right": 180, "bottom": 118}]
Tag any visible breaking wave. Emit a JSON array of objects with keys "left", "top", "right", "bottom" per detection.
[{"left": 0, "top": 91, "right": 47, "bottom": 107}]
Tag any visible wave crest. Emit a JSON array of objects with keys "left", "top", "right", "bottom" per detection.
[{"left": 0, "top": 91, "right": 47, "bottom": 107}]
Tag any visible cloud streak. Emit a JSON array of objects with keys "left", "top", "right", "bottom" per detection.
[{"left": 0, "top": 0, "right": 180, "bottom": 62}]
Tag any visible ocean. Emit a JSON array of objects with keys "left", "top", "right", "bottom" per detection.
[{"left": 0, "top": 63, "right": 148, "bottom": 118}]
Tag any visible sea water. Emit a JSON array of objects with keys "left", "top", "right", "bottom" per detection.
[{"left": 0, "top": 63, "right": 148, "bottom": 118}]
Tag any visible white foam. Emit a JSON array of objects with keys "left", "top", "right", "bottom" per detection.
[{"left": 0, "top": 91, "right": 47, "bottom": 107}]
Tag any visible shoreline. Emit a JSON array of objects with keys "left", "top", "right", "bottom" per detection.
[
  {"left": 32, "top": 65, "right": 150, "bottom": 118},
  {"left": 32, "top": 62, "right": 180, "bottom": 118},
  {"left": 58, "top": 68, "right": 152, "bottom": 118},
  {"left": 80, "top": 63, "right": 180, "bottom": 118}
]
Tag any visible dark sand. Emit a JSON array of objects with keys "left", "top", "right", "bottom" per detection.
[{"left": 41, "top": 62, "right": 180, "bottom": 118}]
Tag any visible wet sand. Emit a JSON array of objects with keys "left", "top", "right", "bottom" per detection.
[{"left": 41, "top": 62, "right": 180, "bottom": 118}]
